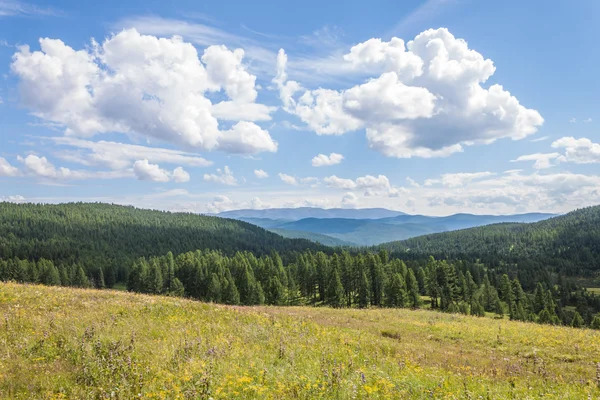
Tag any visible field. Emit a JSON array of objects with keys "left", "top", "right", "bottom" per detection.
[{"left": 1, "top": 283, "right": 600, "bottom": 399}]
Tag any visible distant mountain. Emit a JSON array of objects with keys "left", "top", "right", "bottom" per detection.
[
  {"left": 218, "top": 209, "right": 556, "bottom": 246},
  {"left": 217, "top": 207, "right": 405, "bottom": 221},
  {"left": 379, "top": 205, "right": 600, "bottom": 275},
  {"left": 269, "top": 228, "right": 355, "bottom": 247}
]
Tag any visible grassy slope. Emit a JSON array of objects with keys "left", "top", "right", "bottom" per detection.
[{"left": 2, "top": 283, "right": 600, "bottom": 399}]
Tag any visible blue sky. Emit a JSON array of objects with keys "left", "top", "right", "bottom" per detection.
[{"left": 0, "top": 0, "right": 599, "bottom": 215}]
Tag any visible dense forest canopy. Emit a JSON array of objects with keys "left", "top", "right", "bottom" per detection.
[
  {"left": 0, "top": 202, "right": 324, "bottom": 280},
  {"left": 2, "top": 202, "right": 600, "bottom": 329},
  {"left": 380, "top": 205, "right": 600, "bottom": 277}
]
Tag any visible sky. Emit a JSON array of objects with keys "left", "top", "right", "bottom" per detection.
[{"left": 0, "top": 0, "right": 599, "bottom": 216}]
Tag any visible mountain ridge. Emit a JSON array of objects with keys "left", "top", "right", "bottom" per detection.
[{"left": 217, "top": 208, "right": 556, "bottom": 246}]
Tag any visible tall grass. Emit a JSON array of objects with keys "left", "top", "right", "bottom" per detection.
[{"left": 1, "top": 282, "right": 599, "bottom": 399}]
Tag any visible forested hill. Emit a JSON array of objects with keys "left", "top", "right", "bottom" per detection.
[
  {"left": 380, "top": 205, "right": 600, "bottom": 276},
  {"left": 0, "top": 202, "right": 323, "bottom": 277}
]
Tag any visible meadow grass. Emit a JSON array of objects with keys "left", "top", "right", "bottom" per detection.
[{"left": 1, "top": 282, "right": 600, "bottom": 399}]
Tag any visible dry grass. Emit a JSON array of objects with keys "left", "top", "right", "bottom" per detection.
[{"left": 1, "top": 282, "right": 599, "bottom": 399}]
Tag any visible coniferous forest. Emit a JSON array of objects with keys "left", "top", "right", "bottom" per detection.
[{"left": 2, "top": 202, "right": 600, "bottom": 329}]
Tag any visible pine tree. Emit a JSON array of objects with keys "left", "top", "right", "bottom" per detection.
[
  {"left": 385, "top": 273, "right": 407, "bottom": 308},
  {"left": 165, "top": 251, "right": 175, "bottom": 291},
  {"left": 73, "top": 266, "right": 90, "bottom": 288},
  {"left": 406, "top": 269, "right": 421, "bottom": 308},
  {"left": 170, "top": 277, "right": 185, "bottom": 297},
  {"left": 207, "top": 273, "right": 222, "bottom": 302},
  {"left": 533, "top": 283, "right": 546, "bottom": 313},
  {"left": 590, "top": 316, "right": 600, "bottom": 330},
  {"left": 266, "top": 276, "right": 285, "bottom": 306},
  {"left": 222, "top": 270, "right": 240, "bottom": 305},
  {"left": 96, "top": 267, "right": 106, "bottom": 289},
  {"left": 326, "top": 268, "right": 344, "bottom": 308},
  {"left": 571, "top": 312, "right": 585, "bottom": 328},
  {"left": 358, "top": 270, "right": 370, "bottom": 308},
  {"left": 146, "top": 260, "right": 163, "bottom": 294}
]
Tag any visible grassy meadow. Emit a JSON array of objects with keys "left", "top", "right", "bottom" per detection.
[{"left": 1, "top": 282, "right": 600, "bottom": 399}]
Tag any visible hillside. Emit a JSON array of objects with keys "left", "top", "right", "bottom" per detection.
[
  {"left": 381, "top": 205, "right": 600, "bottom": 275},
  {"left": 269, "top": 228, "right": 355, "bottom": 247},
  {"left": 2, "top": 282, "right": 599, "bottom": 399},
  {"left": 0, "top": 202, "right": 323, "bottom": 278}
]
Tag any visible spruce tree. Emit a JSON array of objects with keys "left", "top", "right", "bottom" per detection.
[
  {"left": 170, "top": 278, "right": 185, "bottom": 297},
  {"left": 571, "top": 312, "right": 585, "bottom": 328},
  {"left": 326, "top": 268, "right": 344, "bottom": 308},
  {"left": 385, "top": 273, "right": 407, "bottom": 308},
  {"left": 406, "top": 269, "right": 421, "bottom": 308},
  {"left": 358, "top": 270, "right": 370, "bottom": 308}
]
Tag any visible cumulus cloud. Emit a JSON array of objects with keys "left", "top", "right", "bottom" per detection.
[
  {"left": 203, "top": 166, "right": 237, "bottom": 185},
  {"left": 424, "top": 172, "right": 495, "bottom": 187},
  {"left": 133, "top": 160, "right": 172, "bottom": 182},
  {"left": 278, "top": 173, "right": 298, "bottom": 185},
  {"left": 275, "top": 28, "right": 543, "bottom": 158},
  {"left": 172, "top": 167, "right": 190, "bottom": 183},
  {"left": 341, "top": 192, "right": 359, "bottom": 208},
  {"left": 132, "top": 160, "right": 190, "bottom": 183},
  {"left": 17, "top": 154, "right": 129, "bottom": 181},
  {"left": 11, "top": 29, "right": 277, "bottom": 155},
  {"left": 426, "top": 170, "right": 600, "bottom": 212},
  {"left": 0, "top": 157, "right": 19, "bottom": 177},
  {"left": 323, "top": 173, "right": 404, "bottom": 197},
  {"left": 205, "top": 195, "right": 271, "bottom": 213},
  {"left": 551, "top": 137, "right": 600, "bottom": 164},
  {"left": 512, "top": 137, "right": 600, "bottom": 170},
  {"left": 254, "top": 169, "right": 269, "bottom": 178},
  {"left": 311, "top": 152, "right": 344, "bottom": 167},
  {"left": 0, "top": 195, "right": 26, "bottom": 203}
]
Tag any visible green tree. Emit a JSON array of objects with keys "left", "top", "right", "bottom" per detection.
[
  {"left": 326, "top": 268, "right": 344, "bottom": 308},
  {"left": 358, "top": 270, "right": 370, "bottom": 308},
  {"left": 385, "top": 273, "right": 407, "bottom": 308},
  {"left": 571, "top": 312, "right": 585, "bottom": 328}
]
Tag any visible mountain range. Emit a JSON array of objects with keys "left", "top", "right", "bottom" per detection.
[{"left": 216, "top": 208, "right": 556, "bottom": 246}]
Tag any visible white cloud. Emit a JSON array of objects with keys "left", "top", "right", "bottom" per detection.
[
  {"left": 11, "top": 29, "right": 277, "bottom": 155},
  {"left": 254, "top": 169, "right": 269, "bottom": 178},
  {"left": 133, "top": 160, "right": 172, "bottom": 182},
  {"left": 551, "top": 137, "right": 600, "bottom": 164},
  {"left": 323, "top": 175, "right": 356, "bottom": 189},
  {"left": 0, "top": 0, "right": 59, "bottom": 17},
  {"left": 530, "top": 136, "right": 549, "bottom": 143},
  {"left": 172, "top": 167, "right": 191, "bottom": 183},
  {"left": 424, "top": 170, "right": 600, "bottom": 212},
  {"left": 51, "top": 137, "right": 212, "bottom": 170},
  {"left": 569, "top": 118, "right": 577, "bottom": 123},
  {"left": 585, "top": 118, "right": 592, "bottom": 123},
  {"left": 278, "top": 173, "right": 298, "bottom": 186},
  {"left": 406, "top": 177, "right": 420, "bottom": 187},
  {"left": 311, "top": 152, "right": 344, "bottom": 167},
  {"left": 323, "top": 173, "right": 404, "bottom": 197},
  {"left": 275, "top": 28, "right": 543, "bottom": 158},
  {"left": 0, "top": 157, "right": 19, "bottom": 176},
  {"left": 17, "top": 154, "right": 130, "bottom": 181},
  {"left": 0, "top": 195, "right": 26, "bottom": 203},
  {"left": 341, "top": 192, "right": 359, "bottom": 208},
  {"left": 511, "top": 153, "right": 561, "bottom": 169},
  {"left": 424, "top": 171, "right": 495, "bottom": 187},
  {"left": 204, "top": 166, "right": 237, "bottom": 186},
  {"left": 205, "top": 195, "right": 271, "bottom": 213}
]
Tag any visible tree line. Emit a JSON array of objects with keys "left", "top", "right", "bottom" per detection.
[{"left": 3, "top": 249, "right": 600, "bottom": 329}]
